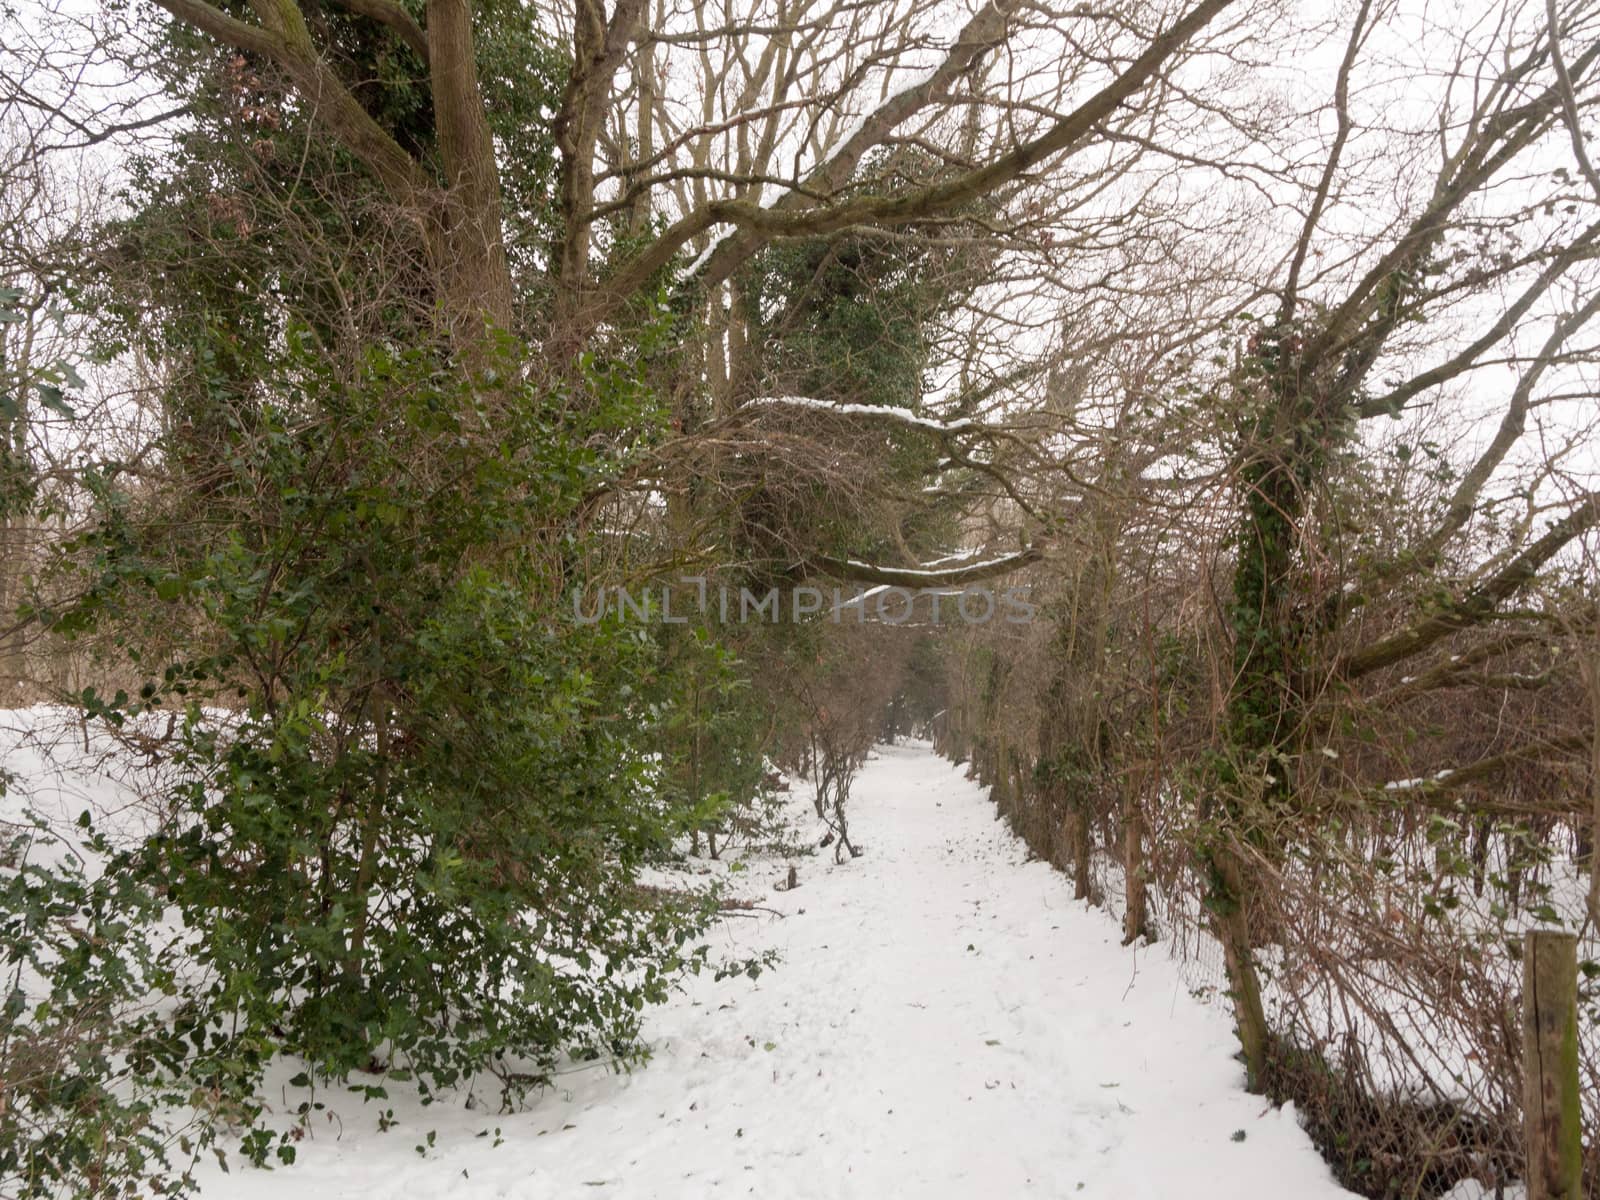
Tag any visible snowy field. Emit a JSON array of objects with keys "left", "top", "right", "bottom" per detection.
[{"left": 160, "top": 740, "right": 1356, "bottom": 1200}]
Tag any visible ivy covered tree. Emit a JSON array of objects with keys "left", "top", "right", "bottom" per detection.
[{"left": 2, "top": 9, "right": 753, "bottom": 1193}]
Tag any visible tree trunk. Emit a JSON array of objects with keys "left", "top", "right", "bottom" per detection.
[
  {"left": 426, "top": 0, "right": 513, "bottom": 343},
  {"left": 1213, "top": 844, "right": 1270, "bottom": 1091},
  {"left": 1072, "top": 801, "right": 1092, "bottom": 900},
  {"left": 1123, "top": 789, "right": 1147, "bottom": 943},
  {"left": 993, "top": 740, "right": 1013, "bottom": 820},
  {"left": 1585, "top": 637, "right": 1600, "bottom": 926}
]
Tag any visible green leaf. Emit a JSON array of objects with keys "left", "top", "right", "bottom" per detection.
[{"left": 35, "top": 383, "right": 76, "bottom": 419}]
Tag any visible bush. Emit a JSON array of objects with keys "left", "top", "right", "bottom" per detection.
[
  {"left": 3, "top": 331, "right": 762, "bottom": 1194},
  {"left": 0, "top": 810, "right": 210, "bottom": 1197}
]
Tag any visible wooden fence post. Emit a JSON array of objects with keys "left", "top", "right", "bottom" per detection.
[{"left": 1523, "top": 929, "right": 1582, "bottom": 1200}]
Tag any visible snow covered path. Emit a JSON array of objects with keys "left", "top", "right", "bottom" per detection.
[{"left": 207, "top": 741, "right": 1351, "bottom": 1199}]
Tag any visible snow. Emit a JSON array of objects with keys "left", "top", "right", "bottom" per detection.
[
  {"left": 1381, "top": 768, "right": 1457, "bottom": 791},
  {"left": 675, "top": 226, "right": 735, "bottom": 281},
  {"left": 180, "top": 741, "right": 1353, "bottom": 1200},
  {"left": 839, "top": 550, "right": 1033, "bottom": 578},
  {"left": 746, "top": 395, "right": 979, "bottom": 434},
  {"left": 675, "top": 181, "right": 772, "bottom": 282},
  {"left": 1443, "top": 1185, "right": 1526, "bottom": 1200},
  {"left": 826, "top": 59, "right": 943, "bottom": 154}
]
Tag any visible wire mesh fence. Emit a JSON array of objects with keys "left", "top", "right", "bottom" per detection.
[{"left": 934, "top": 717, "right": 1598, "bottom": 1199}]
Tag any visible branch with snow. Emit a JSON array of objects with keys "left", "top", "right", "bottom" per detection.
[
  {"left": 815, "top": 545, "right": 1044, "bottom": 587},
  {"left": 1367, "top": 733, "right": 1589, "bottom": 813},
  {"left": 675, "top": 227, "right": 735, "bottom": 281},
  {"left": 743, "top": 395, "right": 983, "bottom": 436}
]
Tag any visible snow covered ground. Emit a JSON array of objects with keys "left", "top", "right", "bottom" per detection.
[{"left": 184, "top": 740, "right": 1353, "bottom": 1200}]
